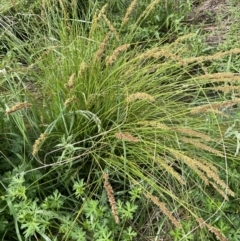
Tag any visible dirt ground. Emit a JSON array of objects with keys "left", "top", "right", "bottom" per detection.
[{"left": 187, "top": 0, "right": 238, "bottom": 46}]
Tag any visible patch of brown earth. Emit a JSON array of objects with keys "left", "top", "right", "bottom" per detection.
[{"left": 186, "top": 0, "right": 232, "bottom": 46}]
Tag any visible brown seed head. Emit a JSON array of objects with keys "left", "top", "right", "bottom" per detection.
[
  {"left": 115, "top": 132, "right": 140, "bottom": 142},
  {"left": 6, "top": 102, "right": 32, "bottom": 114},
  {"left": 103, "top": 172, "right": 119, "bottom": 224}
]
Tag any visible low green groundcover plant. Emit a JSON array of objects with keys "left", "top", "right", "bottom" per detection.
[{"left": 1, "top": 0, "right": 240, "bottom": 240}]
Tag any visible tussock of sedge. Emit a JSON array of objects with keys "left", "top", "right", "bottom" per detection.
[
  {"left": 94, "top": 32, "right": 111, "bottom": 63},
  {"left": 154, "top": 157, "right": 186, "bottom": 185},
  {"left": 103, "top": 173, "right": 119, "bottom": 224},
  {"left": 190, "top": 98, "right": 240, "bottom": 114},
  {"left": 105, "top": 44, "right": 130, "bottom": 66},
  {"left": 127, "top": 92, "right": 155, "bottom": 102},
  {"left": 6, "top": 102, "right": 32, "bottom": 114},
  {"left": 32, "top": 133, "right": 48, "bottom": 156},
  {"left": 121, "top": 0, "right": 138, "bottom": 27},
  {"left": 64, "top": 73, "right": 75, "bottom": 89},
  {"left": 181, "top": 137, "right": 224, "bottom": 157},
  {"left": 115, "top": 132, "right": 139, "bottom": 142},
  {"left": 197, "top": 217, "right": 228, "bottom": 241},
  {"left": 144, "top": 192, "right": 181, "bottom": 228}
]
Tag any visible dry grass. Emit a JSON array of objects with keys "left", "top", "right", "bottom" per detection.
[
  {"left": 173, "top": 127, "right": 212, "bottom": 142},
  {"left": 6, "top": 102, "right": 32, "bottom": 114},
  {"left": 94, "top": 32, "right": 111, "bottom": 63},
  {"left": 64, "top": 96, "right": 76, "bottom": 106},
  {"left": 115, "top": 132, "right": 140, "bottom": 142},
  {"left": 136, "top": 47, "right": 186, "bottom": 66},
  {"left": 103, "top": 172, "right": 119, "bottom": 224},
  {"left": 154, "top": 157, "right": 186, "bottom": 185},
  {"left": 210, "top": 85, "right": 240, "bottom": 94},
  {"left": 64, "top": 73, "right": 75, "bottom": 89},
  {"left": 32, "top": 133, "right": 48, "bottom": 156},
  {"left": 170, "top": 150, "right": 234, "bottom": 199},
  {"left": 102, "top": 14, "right": 120, "bottom": 41},
  {"left": 105, "top": 44, "right": 130, "bottom": 66},
  {"left": 181, "top": 137, "right": 224, "bottom": 157},
  {"left": 78, "top": 61, "right": 87, "bottom": 76},
  {"left": 135, "top": 46, "right": 240, "bottom": 68},
  {"left": 194, "top": 72, "right": 240, "bottom": 82},
  {"left": 137, "top": 121, "right": 170, "bottom": 130},
  {"left": 126, "top": 92, "right": 155, "bottom": 103},
  {"left": 185, "top": 48, "right": 240, "bottom": 65},
  {"left": 190, "top": 98, "right": 240, "bottom": 114},
  {"left": 134, "top": 0, "right": 162, "bottom": 28},
  {"left": 197, "top": 217, "right": 228, "bottom": 241},
  {"left": 89, "top": 4, "right": 108, "bottom": 38},
  {"left": 144, "top": 191, "right": 181, "bottom": 228},
  {"left": 121, "top": 0, "right": 138, "bottom": 27}
]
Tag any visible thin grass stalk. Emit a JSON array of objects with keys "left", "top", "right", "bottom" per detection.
[
  {"left": 169, "top": 149, "right": 234, "bottom": 198},
  {"left": 173, "top": 127, "right": 212, "bottom": 142},
  {"left": 194, "top": 72, "right": 240, "bottom": 82},
  {"left": 185, "top": 48, "right": 240, "bottom": 65},
  {"left": 89, "top": 4, "right": 108, "bottom": 38},
  {"left": 133, "top": 0, "right": 162, "bottom": 31},
  {"left": 103, "top": 172, "right": 119, "bottom": 224},
  {"left": 6, "top": 102, "right": 32, "bottom": 115},
  {"left": 32, "top": 133, "right": 48, "bottom": 156},
  {"left": 197, "top": 218, "right": 228, "bottom": 241},
  {"left": 190, "top": 98, "right": 240, "bottom": 114},
  {"left": 94, "top": 31, "right": 111, "bottom": 63},
  {"left": 144, "top": 191, "right": 181, "bottom": 228},
  {"left": 102, "top": 14, "right": 120, "bottom": 41},
  {"left": 105, "top": 44, "right": 130, "bottom": 66},
  {"left": 126, "top": 92, "right": 155, "bottom": 103},
  {"left": 154, "top": 157, "right": 186, "bottom": 185},
  {"left": 181, "top": 137, "right": 224, "bottom": 157},
  {"left": 121, "top": 0, "right": 138, "bottom": 27}
]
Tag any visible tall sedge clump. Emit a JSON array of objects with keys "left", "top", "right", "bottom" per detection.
[{"left": 2, "top": 1, "right": 240, "bottom": 240}]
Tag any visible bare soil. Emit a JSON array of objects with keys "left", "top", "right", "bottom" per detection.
[{"left": 187, "top": 0, "right": 236, "bottom": 46}]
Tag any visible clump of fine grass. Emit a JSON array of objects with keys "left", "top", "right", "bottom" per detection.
[{"left": 1, "top": 1, "right": 239, "bottom": 240}]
